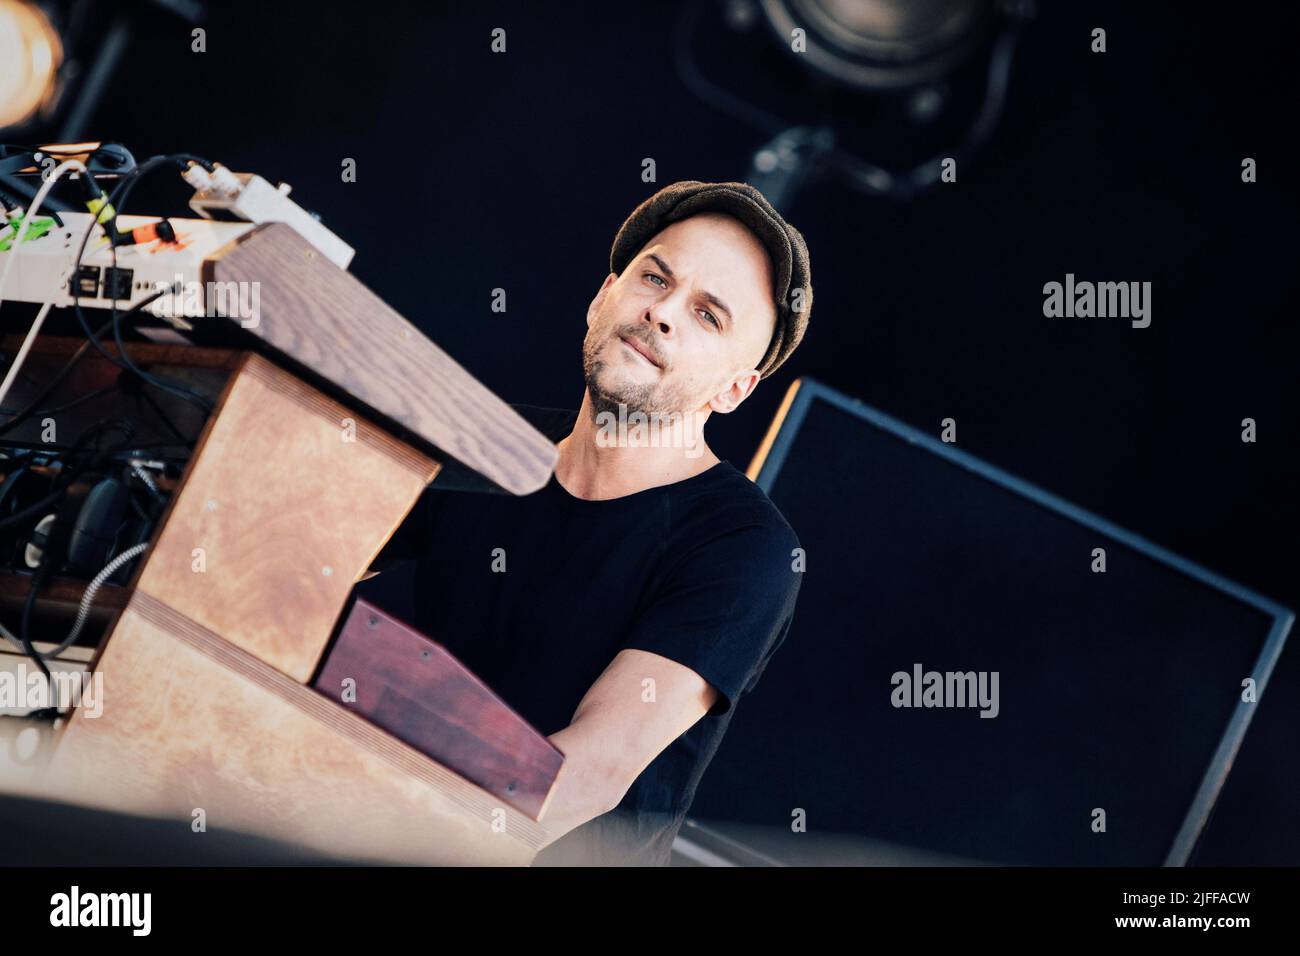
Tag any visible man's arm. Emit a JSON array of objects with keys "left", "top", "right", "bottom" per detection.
[
  {"left": 537, "top": 648, "right": 718, "bottom": 847},
  {"left": 535, "top": 514, "right": 803, "bottom": 848}
]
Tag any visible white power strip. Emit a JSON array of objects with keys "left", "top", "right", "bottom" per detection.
[
  {"left": 0, "top": 212, "right": 262, "bottom": 336},
  {"left": 188, "top": 171, "right": 354, "bottom": 269},
  {"left": 0, "top": 165, "right": 353, "bottom": 336}
]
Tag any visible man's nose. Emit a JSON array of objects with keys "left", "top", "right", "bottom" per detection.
[{"left": 645, "top": 298, "right": 675, "bottom": 336}]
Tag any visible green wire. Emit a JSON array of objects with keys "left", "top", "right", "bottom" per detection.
[{"left": 0, "top": 213, "right": 56, "bottom": 251}]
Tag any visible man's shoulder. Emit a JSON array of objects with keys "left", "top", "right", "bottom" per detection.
[{"left": 675, "top": 461, "right": 802, "bottom": 562}]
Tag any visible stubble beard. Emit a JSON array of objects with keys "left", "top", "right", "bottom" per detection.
[{"left": 582, "top": 327, "right": 691, "bottom": 424}]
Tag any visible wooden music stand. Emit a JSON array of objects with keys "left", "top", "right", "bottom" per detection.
[{"left": 0, "top": 223, "right": 561, "bottom": 865}]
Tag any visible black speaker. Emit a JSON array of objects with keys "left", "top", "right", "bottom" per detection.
[{"left": 686, "top": 378, "right": 1293, "bottom": 866}]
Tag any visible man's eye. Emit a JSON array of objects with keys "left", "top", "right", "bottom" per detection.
[
  {"left": 645, "top": 273, "right": 667, "bottom": 288},
  {"left": 700, "top": 310, "right": 720, "bottom": 328}
]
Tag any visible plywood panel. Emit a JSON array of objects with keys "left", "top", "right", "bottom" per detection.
[
  {"left": 133, "top": 352, "right": 438, "bottom": 682},
  {"left": 44, "top": 593, "right": 544, "bottom": 865}
]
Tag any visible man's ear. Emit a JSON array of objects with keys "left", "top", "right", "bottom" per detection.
[
  {"left": 707, "top": 369, "right": 761, "bottom": 415},
  {"left": 587, "top": 272, "right": 617, "bottom": 328}
]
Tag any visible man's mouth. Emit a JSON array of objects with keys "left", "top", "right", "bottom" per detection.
[{"left": 619, "top": 334, "right": 661, "bottom": 369}]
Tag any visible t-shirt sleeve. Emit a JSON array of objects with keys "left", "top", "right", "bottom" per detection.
[{"left": 619, "top": 516, "right": 803, "bottom": 718}]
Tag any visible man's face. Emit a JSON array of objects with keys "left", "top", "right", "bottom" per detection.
[{"left": 582, "top": 212, "right": 777, "bottom": 418}]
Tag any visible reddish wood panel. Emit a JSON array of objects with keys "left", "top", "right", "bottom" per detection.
[{"left": 314, "top": 598, "right": 564, "bottom": 821}]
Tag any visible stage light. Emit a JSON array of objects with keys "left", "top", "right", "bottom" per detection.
[
  {"left": 758, "top": 0, "right": 993, "bottom": 91},
  {"left": 675, "top": 0, "right": 1034, "bottom": 207},
  {"left": 0, "top": 0, "right": 63, "bottom": 130}
]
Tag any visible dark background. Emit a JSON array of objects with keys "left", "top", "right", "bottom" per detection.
[
  {"left": 28, "top": 1, "right": 1298, "bottom": 862},
  {"left": 689, "top": 389, "right": 1288, "bottom": 865}
]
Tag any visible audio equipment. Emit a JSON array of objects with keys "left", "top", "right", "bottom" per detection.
[{"left": 686, "top": 377, "right": 1293, "bottom": 866}]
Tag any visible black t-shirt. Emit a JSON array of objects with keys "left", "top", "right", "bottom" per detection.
[{"left": 369, "top": 404, "right": 803, "bottom": 866}]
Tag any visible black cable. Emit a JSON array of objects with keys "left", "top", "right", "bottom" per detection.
[
  {"left": 1, "top": 181, "right": 64, "bottom": 227},
  {"left": 0, "top": 171, "right": 73, "bottom": 218},
  {"left": 19, "top": 568, "right": 52, "bottom": 685},
  {"left": 110, "top": 277, "right": 211, "bottom": 416},
  {"left": 0, "top": 288, "right": 169, "bottom": 436},
  {"left": 127, "top": 485, "right": 151, "bottom": 522},
  {"left": 0, "top": 384, "right": 115, "bottom": 418},
  {"left": 68, "top": 154, "right": 215, "bottom": 415},
  {"left": 14, "top": 419, "right": 135, "bottom": 694},
  {"left": 117, "top": 440, "right": 195, "bottom": 453},
  {"left": 0, "top": 418, "right": 134, "bottom": 530},
  {"left": 0, "top": 294, "right": 200, "bottom": 454},
  {"left": 0, "top": 487, "right": 65, "bottom": 532},
  {"left": 0, "top": 319, "right": 110, "bottom": 435}
]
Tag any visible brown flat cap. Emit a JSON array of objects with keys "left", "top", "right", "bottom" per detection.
[{"left": 609, "top": 180, "right": 812, "bottom": 379}]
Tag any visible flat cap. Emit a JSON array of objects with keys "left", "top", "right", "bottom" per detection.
[{"left": 609, "top": 180, "right": 812, "bottom": 379}]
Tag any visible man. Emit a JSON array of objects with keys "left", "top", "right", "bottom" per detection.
[{"left": 368, "top": 180, "right": 813, "bottom": 865}]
